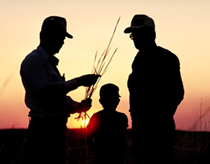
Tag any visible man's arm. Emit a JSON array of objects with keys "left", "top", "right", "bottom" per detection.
[
  {"left": 20, "top": 54, "right": 75, "bottom": 97},
  {"left": 166, "top": 55, "right": 184, "bottom": 116},
  {"left": 66, "top": 97, "right": 92, "bottom": 114},
  {"left": 21, "top": 53, "right": 100, "bottom": 97}
]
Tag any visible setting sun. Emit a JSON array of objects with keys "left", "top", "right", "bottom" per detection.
[{"left": 81, "top": 118, "right": 89, "bottom": 128}]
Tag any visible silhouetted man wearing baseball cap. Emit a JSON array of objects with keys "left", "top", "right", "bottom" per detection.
[
  {"left": 20, "top": 16, "right": 100, "bottom": 164},
  {"left": 124, "top": 14, "right": 184, "bottom": 164}
]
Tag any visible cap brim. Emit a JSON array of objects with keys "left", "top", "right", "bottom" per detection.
[
  {"left": 124, "top": 25, "right": 146, "bottom": 33},
  {"left": 66, "top": 32, "right": 73, "bottom": 39}
]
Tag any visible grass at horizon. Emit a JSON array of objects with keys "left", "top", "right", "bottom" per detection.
[{"left": 1, "top": 129, "right": 210, "bottom": 164}]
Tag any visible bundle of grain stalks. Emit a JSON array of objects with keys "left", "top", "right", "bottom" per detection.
[{"left": 75, "top": 17, "right": 120, "bottom": 124}]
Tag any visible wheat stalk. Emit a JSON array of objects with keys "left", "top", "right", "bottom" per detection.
[{"left": 75, "top": 17, "right": 120, "bottom": 125}]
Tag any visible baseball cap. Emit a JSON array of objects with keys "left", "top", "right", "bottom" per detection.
[
  {"left": 41, "top": 16, "right": 73, "bottom": 38},
  {"left": 100, "top": 83, "right": 121, "bottom": 99},
  {"left": 124, "top": 14, "right": 155, "bottom": 33}
]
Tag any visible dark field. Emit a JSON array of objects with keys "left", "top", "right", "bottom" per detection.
[{"left": 0, "top": 129, "right": 210, "bottom": 164}]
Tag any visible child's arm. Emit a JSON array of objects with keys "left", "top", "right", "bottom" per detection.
[
  {"left": 86, "top": 130, "right": 96, "bottom": 154},
  {"left": 86, "top": 114, "right": 98, "bottom": 154}
]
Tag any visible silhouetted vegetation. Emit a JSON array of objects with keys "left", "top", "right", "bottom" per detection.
[{"left": 0, "top": 129, "right": 210, "bottom": 164}]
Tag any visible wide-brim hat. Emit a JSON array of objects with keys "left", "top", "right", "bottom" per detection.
[
  {"left": 41, "top": 16, "right": 73, "bottom": 38},
  {"left": 124, "top": 14, "right": 155, "bottom": 33}
]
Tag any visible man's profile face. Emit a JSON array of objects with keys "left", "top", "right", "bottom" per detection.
[
  {"left": 51, "top": 34, "right": 66, "bottom": 54},
  {"left": 131, "top": 27, "right": 155, "bottom": 50}
]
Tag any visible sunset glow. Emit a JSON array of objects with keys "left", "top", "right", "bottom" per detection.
[
  {"left": 81, "top": 118, "right": 90, "bottom": 129},
  {"left": 1, "top": 1, "right": 210, "bottom": 131}
]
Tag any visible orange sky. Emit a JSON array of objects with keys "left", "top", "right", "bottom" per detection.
[{"left": 1, "top": 0, "right": 210, "bottom": 131}]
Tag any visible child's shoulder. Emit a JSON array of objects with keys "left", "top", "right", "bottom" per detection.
[
  {"left": 92, "top": 110, "right": 127, "bottom": 121},
  {"left": 115, "top": 111, "right": 127, "bottom": 116},
  {"left": 115, "top": 111, "right": 128, "bottom": 120},
  {"left": 115, "top": 111, "right": 128, "bottom": 128},
  {"left": 91, "top": 110, "right": 104, "bottom": 119},
  {"left": 93, "top": 110, "right": 104, "bottom": 115}
]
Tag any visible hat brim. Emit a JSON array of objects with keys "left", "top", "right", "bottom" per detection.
[
  {"left": 124, "top": 25, "right": 146, "bottom": 33},
  {"left": 66, "top": 32, "right": 73, "bottom": 39}
]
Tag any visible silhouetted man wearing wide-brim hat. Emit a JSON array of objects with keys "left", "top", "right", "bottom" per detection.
[
  {"left": 124, "top": 14, "right": 184, "bottom": 164},
  {"left": 20, "top": 16, "right": 100, "bottom": 164}
]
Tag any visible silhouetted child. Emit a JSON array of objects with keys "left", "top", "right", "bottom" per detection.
[{"left": 87, "top": 83, "right": 128, "bottom": 164}]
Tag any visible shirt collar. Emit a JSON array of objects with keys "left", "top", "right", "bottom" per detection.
[
  {"left": 138, "top": 44, "right": 158, "bottom": 55},
  {"left": 37, "top": 46, "right": 59, "bottom": 66}
]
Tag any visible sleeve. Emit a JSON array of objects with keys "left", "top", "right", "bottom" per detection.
[
  {"left": 66, "top": 96, "right": 80, "bottom": 114},
  {"left": 171, "top": 57, "right": 184, "bottom": 115},
  {"left": 65, "top": 79, "right": 79, "bottom": 92},
  {"left": 163, "top": 54, "right": 184, "bottom": 116},
  {"left": 168, "top": 56, "right": 184, "bottom": 105}
]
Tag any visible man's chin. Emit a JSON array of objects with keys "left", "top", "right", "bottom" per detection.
[{"left": 53, "top": 49, "right": 60, "bottom": 55}]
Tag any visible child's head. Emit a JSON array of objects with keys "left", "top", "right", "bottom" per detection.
[{"left": 99, "top": 83, "right": 120, "bottom": 111}]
